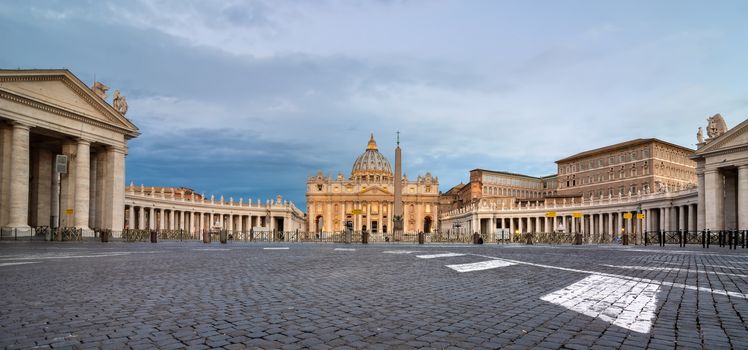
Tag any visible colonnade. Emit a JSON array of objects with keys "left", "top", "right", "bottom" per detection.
[
  {"left": 124, "top": 206, "right": 284, "bottom": 235},
  {"left": 0, "top": 122, "right": 126, "bottom": 236}
]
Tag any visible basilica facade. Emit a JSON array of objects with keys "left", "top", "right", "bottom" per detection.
[{"left": 306, "top": 134, "right": 439, "bottom": 235}]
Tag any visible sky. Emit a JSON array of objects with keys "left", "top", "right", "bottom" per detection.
[{"left": 2, "top": 0, "right": 748, "bottom": 210}]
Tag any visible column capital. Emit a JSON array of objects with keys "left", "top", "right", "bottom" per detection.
[
  {"left": 738, "top": 165, "right": 748, "bottom": 171},
  {"left": 9, "top": 121, "right": 32, "bottom": 130},
  {"left": 75, "top": 138, "right": 91, "bottom": 146}
]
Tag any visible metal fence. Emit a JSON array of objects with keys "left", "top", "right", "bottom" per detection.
[
  {"left": 0, "top": 226, "right": 84, "bottom": 241},
  {"left": 644, "top": 230, "right": 747, "bottom": 249}
]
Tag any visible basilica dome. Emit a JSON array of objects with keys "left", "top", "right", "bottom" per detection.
[{"left": 351, "top": 134, "right": 393, "bottom": 180}]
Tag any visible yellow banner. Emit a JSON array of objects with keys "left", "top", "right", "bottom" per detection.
[
  {"left": 636, "top": 213, "right": 645, "bottom": 219},
  {"left": 623, "top": 213, "right": 633, "bottom": 219},
  {"left": 545, "top": 212, "right": 556, "bottom": 218},
  {"left": 65, "top": 208, "right": 74, "bottom": 215},
  {"left": 351, "top": 209, "right": 363, "bottom": 215},
  {"left": 572, "top": 212, "right": 583, "bottom": 218}
]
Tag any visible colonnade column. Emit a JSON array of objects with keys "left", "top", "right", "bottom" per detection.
[
  {"left": 73, "top": 139, "right": 92, "bottom": 234},
  {"left": 739, "top": 165, "right": 748, "bottom": 231},
  {"left": 159, "top": 209, "right": 165, "bottom": 230},
  {"left": 678, "top": 206, "right": 685, "bottom": 231},
  {"left": 687, "top": 205, "right": 695, "bottom": 232},
  {"left": 138, "top": 206, "right": 145, "bottom": 229},
  {"left": 128, "top": 205, "right": 134, "bottom": 230},
  {"left": 6, "top": 123, "right": 31, "bottom": 232},
  {"left": 169, "top": 210, "right": 175, "bottom": 230},
  {"left": 697, "top": 167, "right": 706, "bottom": 230},
  {"left": 704, "top": 169, "right": 724, "bottom": 231}
]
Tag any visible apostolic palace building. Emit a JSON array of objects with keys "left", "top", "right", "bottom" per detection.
[
  {"left": 439, "top": 115, "right": 747, "bottom": 243},
  {"left": 1, "top": 68, "right": 746, "bottom": 242}
]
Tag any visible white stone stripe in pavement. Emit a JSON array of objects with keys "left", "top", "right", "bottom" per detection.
[
  {"left": 334, "top": 248, "right": 356, "bottom": 251},
  {"left": 541, "top": 274, "right": 659, "bottom": 334},
  {"left": 468, "top": 253, "right": 748, "bottom": 300},
  {"left": 263, "top": 247, "right": 290, "bottom": 250},
  {"left": 600, "top": 264, "right": 748, "bottom": 278},
  {"left": 193, "top": 248, "right": 231, "bottom": 251},
  {"left": 383, "top": 250, "right": 420, "bottom": 254},
  {"left": 446, "top": 259, "right": 515, "bottom": 272},
  {"left": 0, "top": 252, "right": 131, "bottom": 261},
  {"left": 0, "top": 262, "right": 40, "bottom": 267},
  {"left": 416, "top": 253, "right": 465, "bottom": 259}
]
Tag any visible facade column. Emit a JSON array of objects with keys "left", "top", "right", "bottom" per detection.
[
  {"left": 598, "top": 214, "right": 604, "bottom": 239},
  {"left": 607, "top": 213, "right": 613, "bottom": 239},
  {"left": 518, "top": 217, "right": 524, "bottom": 233},
  {"left": 696, "top": 167, "right": 706, "bottom": 230},
  {"left": 704, "top": 169, "right": 724, "bottom": 231},
  {"left": 138, "top": 206, "right": 145, "bottom": 229},
  {"left": 509, "top": 218, "right": 515, "bottom": 237},
  {"left": 102, "top": 146, "right": 125, "bottom": 235},
  {"left": 159, "top": 209, "right": 165, "bottom": 230},
  {"left": 180, "top": 212, "right": 186, "bottom": 231},
  {"left": 678, "top": 206, "right": 685, "bottom": 232},
  {"left": 148, "top": 207, "right": 155, "bottom": 229},
  {"left": 73, "top": 139, "right": 92, "bottom": 234},
  {"left": 738, "top": 165, "right": 748, "bottom": 231},
  {"left": 687, "top": 205, "right": 695, "bottom": 232},
  {"left": 127, "top": 205, "right": 134, "bottom": 230},
  {"left": 190, "top": 212, "right": 195, "bottom": 234},
  {"left": 6, "top": 123, "right": 31, "bottom": 232},
  {"left": 169, "top": 210, "right": 175, "bottom": 230}
]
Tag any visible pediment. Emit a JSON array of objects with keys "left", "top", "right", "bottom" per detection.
[
  {"left": 0, "top": 70, "right": 138, "bottom": 137},
  {"left": 360, "top": 186, "right": 392, "bottom": 195},
  {"left": 696, "top": 118, "right": 748, "bottom": 156}
]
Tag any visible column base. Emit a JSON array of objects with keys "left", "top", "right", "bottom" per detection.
[
  {"left": 78, "top": 227, "right": 94, "bottom": 238},
  {"left": 1, "top": 225, "right": 33, "bottom": 237}
]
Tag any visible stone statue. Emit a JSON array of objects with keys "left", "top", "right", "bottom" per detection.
[
  {"left": 696, "top": 127, "right": 703, "bottom": 144},
  {"left": 706, "top": 113, "right": 728, "bottom": 139},
  {"left": 91, "top": 81, "right": 109, "bottom": 100},
  {"left": 112, "top": 90, "right": 128, "bottom": 115}
]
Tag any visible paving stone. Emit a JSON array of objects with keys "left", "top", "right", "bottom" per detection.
[{"left": 0, "top": 242, "right": 746, "bottom": 349}]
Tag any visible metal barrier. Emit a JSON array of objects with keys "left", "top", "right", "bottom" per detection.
[{"left": 643, "top": 230, "right": 747, "bottom": 249}]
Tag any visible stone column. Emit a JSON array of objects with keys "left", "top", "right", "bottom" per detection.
[
  {"left": 180, "top": 211, "right": 186, "bottom": 231},
  {"left": 562, "top": 215, "right": 567, "bottom": 233},
  {"left": 607, "top": 213, "right": 613, "bottom": 239},
  {"left": 678, "top": 206, "right": 685, "bottom": 232},
  {"left": 148, "top": 207, "right": 155, "bottom": 229},
  {"left": 687, "top": 205, "right": 695, "bottom": 232},
  {"left": 5, "top": 123, "right": 31, "bottom": 232},
  {"left": 236, "top": 214, "right": 242, "bottom": 234},
  {"left": 697, "top": 166, "right": 706, "bottom": 230},
  {"left": 571, "top": 216, "right": 576, "bottom": 234},
  {"left": 102, "top": 146, "right": 125, "bottom": 235},
  {"left": 704, "top": 169, "right": 724, "bottom": 231},
  {"left": 0, "top": 126, "right": 12, "bottom": 227},
  {"left": 138, "top": 206, "right": 145, "bottom": 229},
  {"left": 169, "top": 210, "right": 175, "bottom": 230},
  {"left": 159, "top": 209, "right": 165, "bottom": 230},
  {"left": 127, "top": 205, "right": 134, "bottom": 230},
  {"left": 739, "top": 165, "right": 748, "bottom": 231},
  {"left": 94, "top": 151, "right": 106, "bottom": 230},
  {"left": 73, "top": 139, "right": 92, "bottom": 234},
  {"left": 88, "top": 152, "right": 97, "bottom": 229},
  {"left": 190, "top": 212, "right": 195, "bottom": 234}
]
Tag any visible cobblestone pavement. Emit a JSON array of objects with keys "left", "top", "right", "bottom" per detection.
[{"left": 1, "top": 241, "right": 747, "bottom": 349}]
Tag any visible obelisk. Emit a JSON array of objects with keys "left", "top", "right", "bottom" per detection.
[{"left": 393, "top": 131, "right": 403, "bottom": 233}]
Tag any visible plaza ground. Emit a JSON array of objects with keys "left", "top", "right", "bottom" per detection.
[{"left": 1, "top": 242, "right": 747, "bottom": 349}]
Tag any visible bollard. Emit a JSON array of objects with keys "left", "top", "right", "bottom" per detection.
[
  {"left": 203, "top": 230, "right": 210, "bottom": 244},
  {"left": 418, "top": 232, "right": 425, "bottom": 245},
  {"left": 101, "top": 230, "right": 109, "bottom": 243},
  {"left": 150, "top": 230, "right": 157, "bottom": 243},
  {"left": 622, "top": 234, "right": 629, "bottom": 246},
  {"left": 220, "top": 230, "right": 227, "bottom": 244}
]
